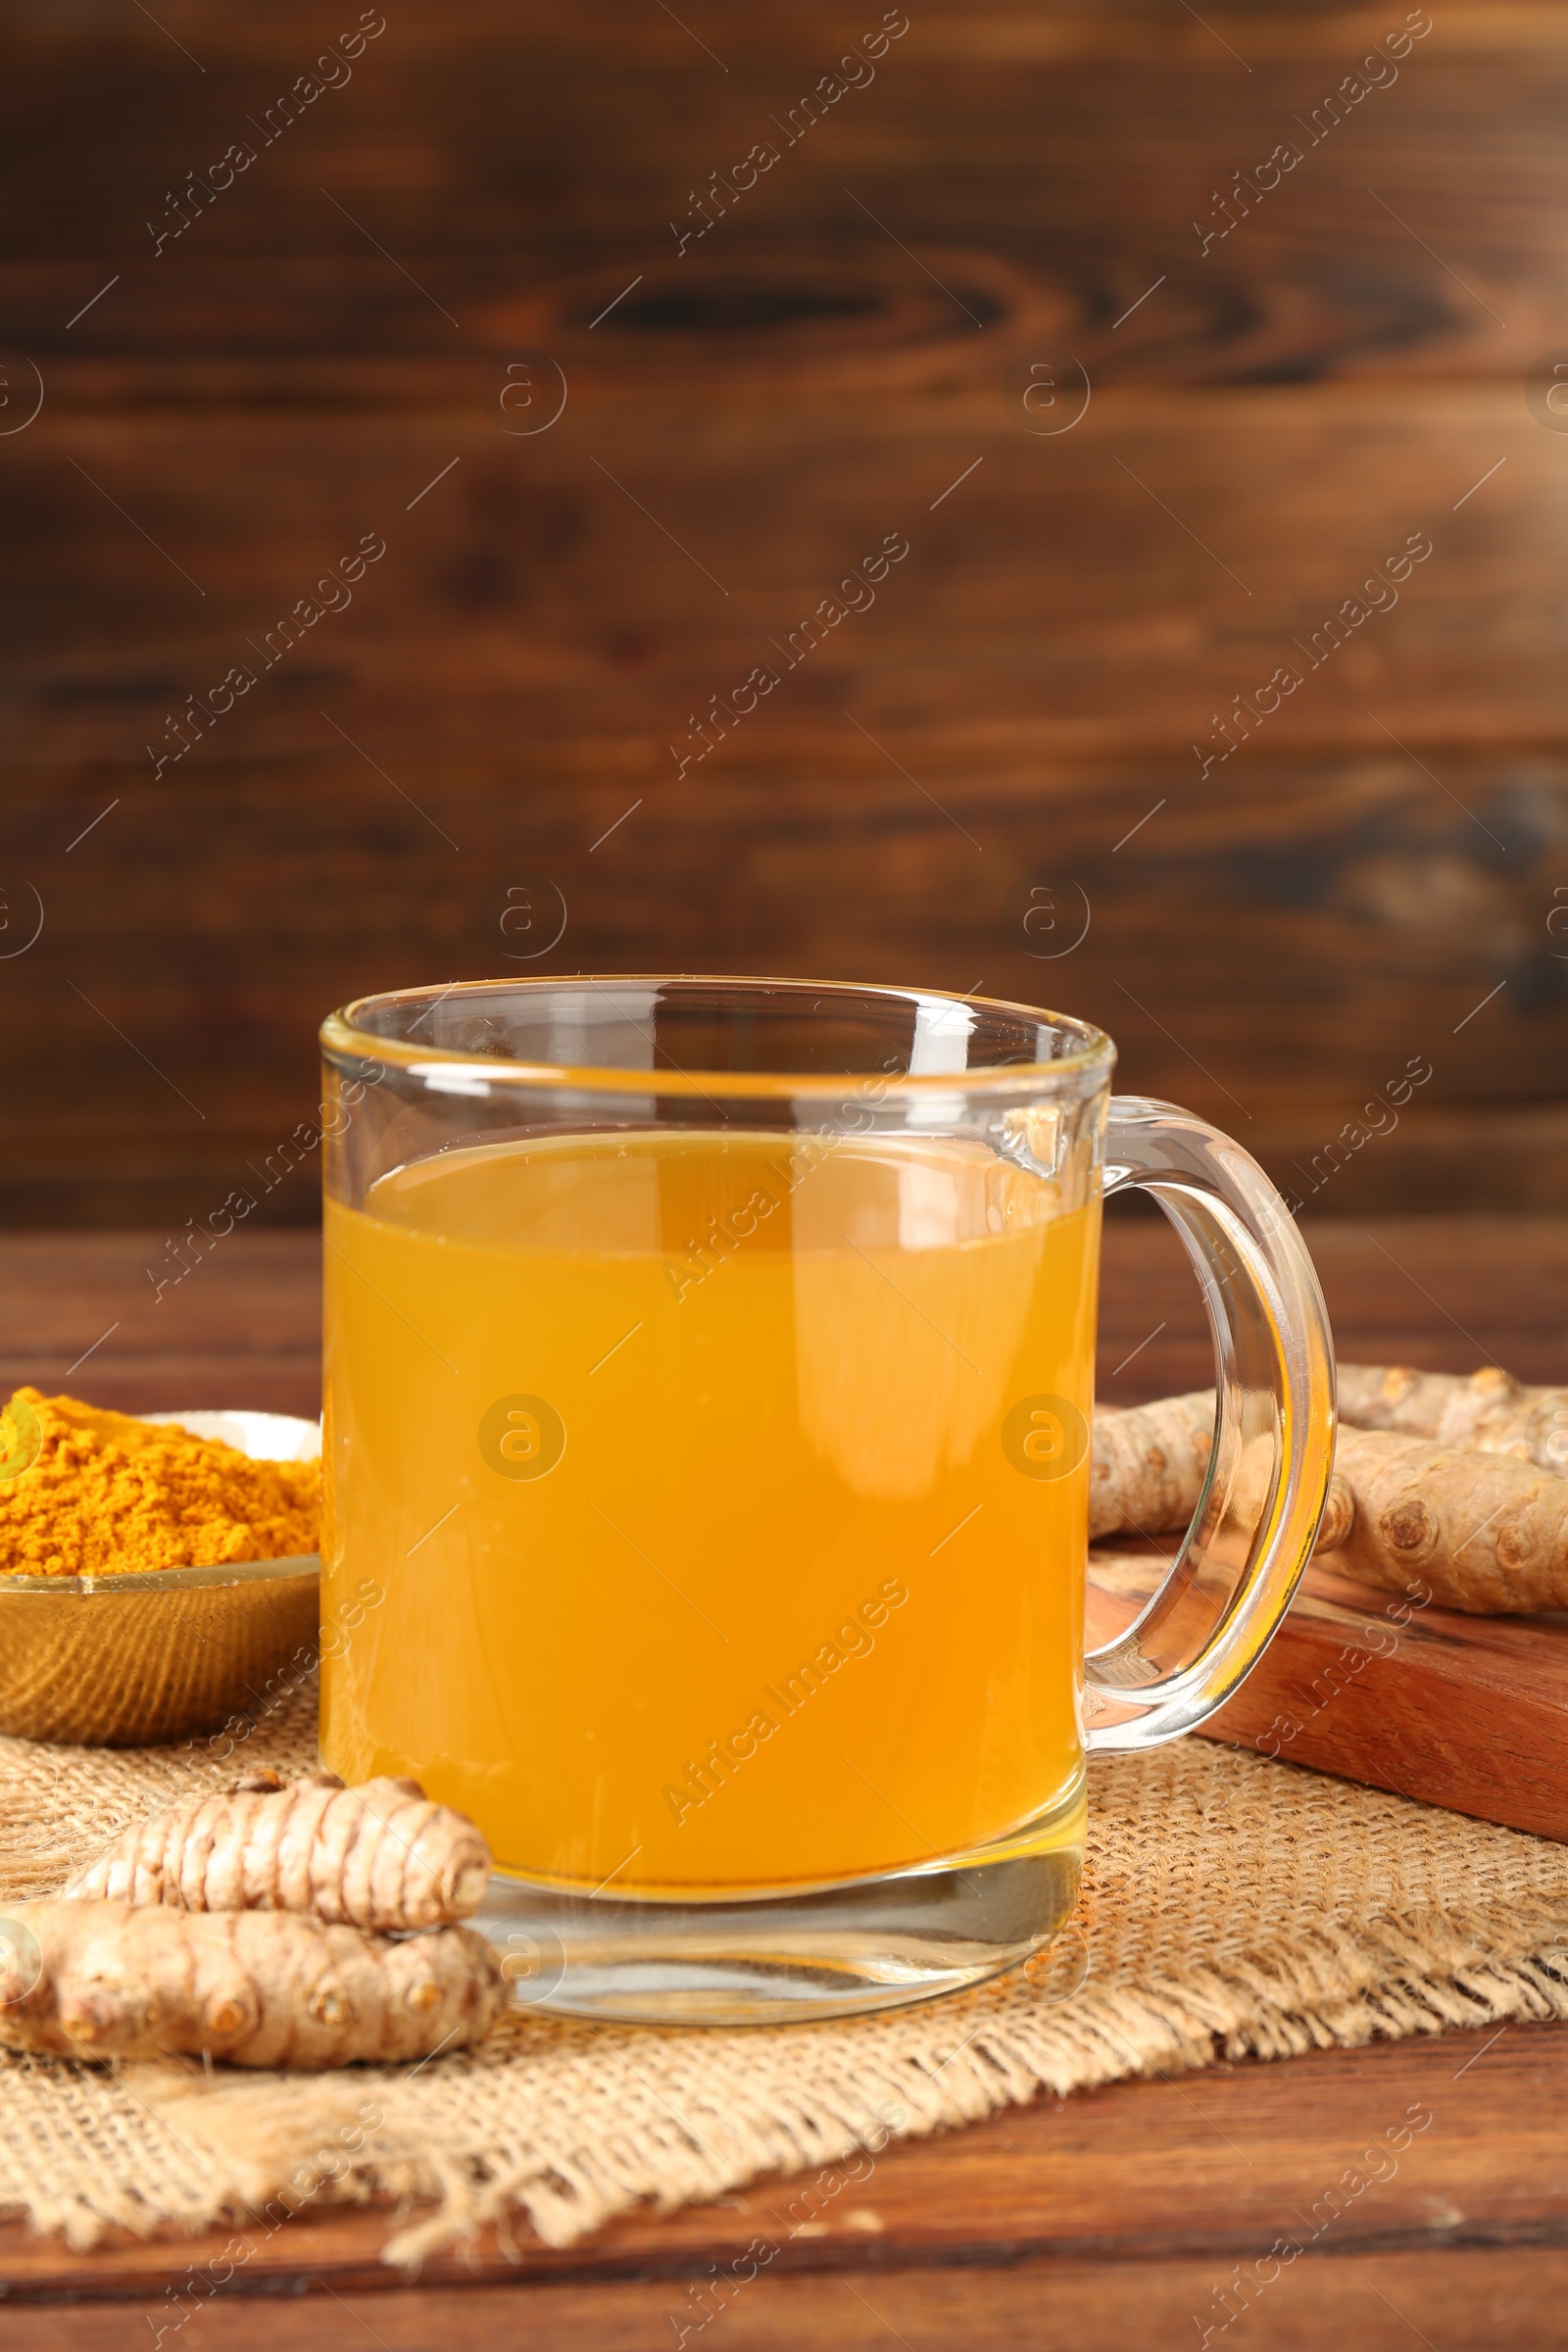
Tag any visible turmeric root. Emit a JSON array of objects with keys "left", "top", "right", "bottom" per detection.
[
  {"left": 1338, "top": 1362, "right": 1568, "bottom": 1475},
  {"left": 1089, "top": 1392, "right": 1214, "bottom": 1540},
  {"left": 0, "top": 1901, "right": 503, "bottom": 2067},
  {"left": 63, "top": 1769, "right": 491, "bottom": 1932},
  {"left": 1092, "top": 1388, "right": 1568, "bottom": 1614},
  {"left": 1312, "top": 1427, "right": 1568, "bottom": 1614}
]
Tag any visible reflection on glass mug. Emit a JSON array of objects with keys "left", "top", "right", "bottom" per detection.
[{"left": 319, "top": 978, "right": 1334, "bottom": 2024}]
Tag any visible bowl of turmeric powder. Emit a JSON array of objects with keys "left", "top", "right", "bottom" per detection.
[{"left": 0, "top": 1390, "right": 320, "bottom": 1746}]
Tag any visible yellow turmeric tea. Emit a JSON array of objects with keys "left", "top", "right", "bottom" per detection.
[{"left": 320, "top": 1131, "right": 1098, "bottom": 1894}]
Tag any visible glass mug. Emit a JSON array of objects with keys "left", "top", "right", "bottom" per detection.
[{"left": 318, "top": 977, "right": 1335, "bottom": 2024}]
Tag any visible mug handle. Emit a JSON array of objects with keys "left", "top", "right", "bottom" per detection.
[{"left": 1083, "top": 1096, "right": 1337, "bottom": 1751}]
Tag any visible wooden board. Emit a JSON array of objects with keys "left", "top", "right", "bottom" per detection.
[{"left": 1090, "top": 1548, "right": 1568, "bottom": 1842}]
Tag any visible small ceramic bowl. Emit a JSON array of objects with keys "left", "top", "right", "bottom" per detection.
[{"left": 0, "top": 1410, "right": 320, "bottom": 1748}]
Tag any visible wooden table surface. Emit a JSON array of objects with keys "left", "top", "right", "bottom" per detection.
[{"left": 4, "top": 1210, "right": 1568, "bottom": 2349}]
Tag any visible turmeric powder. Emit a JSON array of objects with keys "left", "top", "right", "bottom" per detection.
[{"left": 0, "top": 1389, "right": 318, "bottom": 1578}]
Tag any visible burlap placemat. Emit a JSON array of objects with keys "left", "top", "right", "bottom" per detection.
[{"left": 3, "top": 1675, "right": 1568, "bottom": 2266}]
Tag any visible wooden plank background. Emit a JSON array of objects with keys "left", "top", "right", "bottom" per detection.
[{"left": 4, "top": 0, "right": 1567, "bottom": 1223}]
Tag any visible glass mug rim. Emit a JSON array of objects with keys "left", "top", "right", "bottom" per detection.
[{"left": 320, "top": 973, "right": 1116, "bottom": 1102}]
